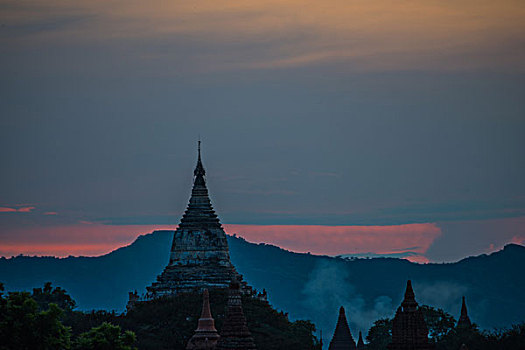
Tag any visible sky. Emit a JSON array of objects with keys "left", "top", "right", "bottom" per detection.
[{"left": 1, "top": 0, "right": 525, "bottom": 263}]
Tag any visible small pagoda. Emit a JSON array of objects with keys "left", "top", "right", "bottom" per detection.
[
  {"left": 356, "top": 331, "right": 365, "bottom": 350},
  {"left": 388, "top": 280, "right": 434, "bottom": 350},
  {"left": 145, "top": 142, "right": 249, "bottom": 297},
  {"left": 328, "top": 306, "right": 357, "bottom": 350},
  {"left": 187, "top": 289, "right": 220, "bottom": 350},
  {"left": 215, "top": 279, "right": 257, "bottom": 350},
  {"left": 457, "top": 296, "right": 471, "bottom": 328}
]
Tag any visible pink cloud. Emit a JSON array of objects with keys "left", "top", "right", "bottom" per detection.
[
  {"left": 17, "top": 206, "right": 36, "bottom": 212},
  {"left": 44, "top": 212, "right": 58, "bottom": 215},
  {"left": 223, "top": 223, "right": 441, "bottom": 258},
  {"left": 0, "top": 206, "right": 35, "bottom": 213},
  {"left": 0, "top": 222, "right": 440, "bottom": 262},
  {"left": 0, "top": 224, "right": 175, "bottom": 257},
  {"left": 511, "top": 235, "right": 525, "bottom": 245},
  {"left": 0, "top": 207, "right": 17, "bottom": 212}
]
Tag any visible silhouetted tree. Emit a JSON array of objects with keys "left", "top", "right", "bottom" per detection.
[
  {"left": 366, "top": 318, "right": 392, "bottom": 350},
  {"left": 419, "top": 305, "right": 456, "bottom": 342},
  {"left": 73, "top": 322, "right": 136, "bottom": 350},
  {"left": 0, "top": 291, "right": 71, "bottom": 350},
  {"left": 32, "top": 282, "right": 76, "bottom": 312}
]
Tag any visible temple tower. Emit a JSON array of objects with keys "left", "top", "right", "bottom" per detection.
[
  {"left": 457, "top": 296, "right": 471, "bottom": 328},
  {"left": 356, "top": 331, "right": 365, "bottom": 350},
  {"left": 146, "top": 142, "right": 247, "bottom": 297},
  {"left": 388, "top": 280, "right": 434, "bottom": 350},
  {"left": 328, "top": 306, "right": 357, "bottom": 350},
  {"left": 216, "top": 279, "right": 257, "bottom": 350},
  {"left": 187, "top": 289, "right": 220, "bottom": 350}
]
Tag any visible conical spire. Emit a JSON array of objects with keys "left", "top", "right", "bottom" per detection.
[
  {"left": 197, "top": 289, "right": 217, "bottom": 332},
  {"left": 401, "top": 280, "right": 418, "bottom": 312},
  {"left": 328, "top": 306, "right": 356, "bottom": 350},
  {"left": 356, "top": 331, "right": 365, "bottom": 350},
  {"left": 457, "top": 296, "right": 471, "bottom": 328},
  {"left": 194, "top": 140, "right": 206, "bottom": 179},
  {"left": 187, "top": 289, "right": 220, "bottom": 350},
  {"left": 179, "top": 141, "right": 222, "bottom": 230}
]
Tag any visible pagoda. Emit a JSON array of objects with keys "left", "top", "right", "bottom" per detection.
[
  {"left": 388, "top": 280, "right": 434, "bottom": 350},
  {"left": 187, "top": 289, "right": 220, "bottom": 350},
  {"left": 146, "top": 142, "right": 248, "bottom": 297},
  {"left": 216, "top": 278, "right": 257, "bottom": 350},
  {"left": 457, "top": 296, "right": 471, "bottom": 328},
  {"left": 328, "top": 306, "right": 357, "bottom": 350},
  {"left": 356, "top": 331, "right": 365, "bottom": 350}
]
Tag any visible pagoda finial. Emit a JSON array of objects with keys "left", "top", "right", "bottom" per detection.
[
  {"left": 194, "top": 139, "right": 206, "bottom": 179},
  {"left": 457, "top": 296, "right": 472, "bottom": 327},
  {"left": 401, "top": 280, "right": 418, "bottom": 311}
]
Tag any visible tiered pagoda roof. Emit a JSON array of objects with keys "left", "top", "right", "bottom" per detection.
[
  {"left": 328, "top": 306, "right": 357, "bottom": 350},
  {"left": 146, "top": 142, "right": 248, "bottom": 297},
  {"left": 216, "top": 279, "right": 257, "bottom": 350},
  {"left": 388, "top": 280, "right": 434, "bottom": 350},
  {"left": 178, "top": 142, "right": 222, "bottom": 231}
]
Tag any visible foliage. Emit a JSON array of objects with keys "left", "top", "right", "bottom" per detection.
[
  {"left": 0, "top": 290, "right": 72, "bottom": 350},
  {"left": 74, "top": 322, "right": 136, "bottom": 350},
  {"left": 0, "top": 282, "right": 136, "bottom": 350},
  {"left": 366, "top": 318, "right": 392, "bottom": 350},
  {"left": 32, "top": 282, "right": 76, "bottom": 312},
  {"left": 119, "top": 289, "right": 321, "bottom": 350},
  {"left": 419, "top": 305, "right": 456, "bottom": 342}
]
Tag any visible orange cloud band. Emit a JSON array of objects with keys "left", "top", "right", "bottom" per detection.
[
  {"left": 224, "top": 223, "right": 441, "bottom": 260},
  {"left": 0, "top": 206, "right": 35, "bottom": 213},
  {"left": 0, "top": 223, "right": 440, "bottom": 262}
]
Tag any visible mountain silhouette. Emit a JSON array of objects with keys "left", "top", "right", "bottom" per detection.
[{"left": 1, "top": 231, "right": 524, "bottom": 334}]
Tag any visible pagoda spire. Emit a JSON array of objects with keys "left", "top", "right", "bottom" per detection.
[
  {"left": 195, "top": 140, "right": 205, "bottom": 175},
  {"left": 187, "top": 289, "right": 220, "bottom": 350},
  {"left": 401, "top": 280, "right": 418, "bottom": 312},
  {"left": 216, "top": 278, "right": 257, "bottom": 350},
  {"left": 356, "top": 331, "right": 365, "bottom": 350},
  {"left": 388, "top": 280, "right": 433, "bottom": 350},
  {"left": 177, "top": 141, "right": 221, "bottom": 230},
  {"left": 328, "top": 306, "right": 356, "bottom": 350},
  {"left": 457, "top": 296, "right": 472, "bottom": 328}
]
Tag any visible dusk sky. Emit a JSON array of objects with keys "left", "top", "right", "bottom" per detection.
[{"left": 1, "top": 0, "right": 524, "bottom": 262}]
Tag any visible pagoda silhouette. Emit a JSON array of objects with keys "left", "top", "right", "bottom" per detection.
[
  {"left": 328, "top": 306, "right": 357, "bottom": 350},
  {"left": 145, "top": 142, "right": 251, "bottom": 298},
  {"left": 388, "top": 280, "right": 434, "bottom": 350}
]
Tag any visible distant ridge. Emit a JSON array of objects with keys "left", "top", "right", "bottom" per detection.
[{"left": 1, "top": 231, "right": 524, "bottom": 335}]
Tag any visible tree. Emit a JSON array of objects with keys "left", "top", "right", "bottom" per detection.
[
  {"left": 0, "top": 291, "right": 71, "bottom": 350},
  {"left": 32, "top": 282, "right": 76, "bottom": 312},
  {"left": 419, "top": 305, "right": 456, "bottom": 342},
  {"left": 366, "top": 306, "right": 456, "bottom": 350},
  {"left": 366, "top": 318, "right": 392, "bottom": 350},
  {"left": 74, "top": 322, "right": 136, "bottom": 350}
]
